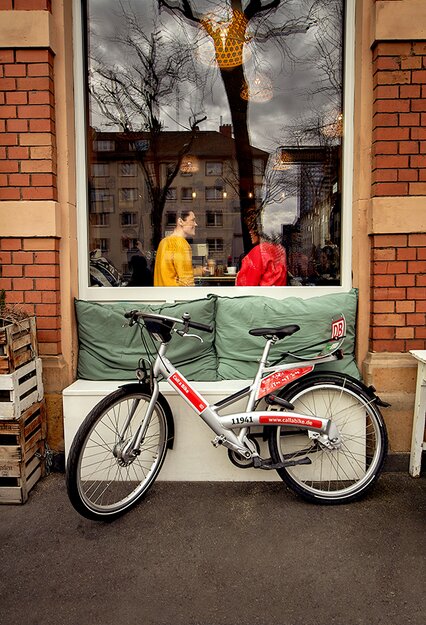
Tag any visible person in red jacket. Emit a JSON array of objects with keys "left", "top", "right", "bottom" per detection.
[{"left": 236, "top": 233, "right": 287, "bottom": 286}]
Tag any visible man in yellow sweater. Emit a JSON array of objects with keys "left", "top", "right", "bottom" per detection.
[{"left": 154, "top": 210, "right": 197, "bottom": 286}]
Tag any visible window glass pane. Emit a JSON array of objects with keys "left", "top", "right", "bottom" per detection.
[{"left": 85, "top": 0, "right": 345, "bottom": 288}]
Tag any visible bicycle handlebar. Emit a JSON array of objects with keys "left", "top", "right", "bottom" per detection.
[{"left": 124, "top": 310, "right": 214, "bottom": 334}]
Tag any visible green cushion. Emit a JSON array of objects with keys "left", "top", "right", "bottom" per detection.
[
  {"left": 215, "top": 290, "right": 360, "bottom": 380},
  {"left": 76, "top": 295, "right": 218, "bottom": 381}
]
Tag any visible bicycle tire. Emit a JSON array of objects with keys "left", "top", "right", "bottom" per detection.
[
  {"left": 267, "top": 373, "right": 388, "bottom": 504},
  {"left": 66, "top": 386, "right": 170, "bottom": 521}
]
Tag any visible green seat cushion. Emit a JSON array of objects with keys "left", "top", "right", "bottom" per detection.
[
  {"left": 215, "top": 290, "right": 360, "bottom": 380},
  {"left": 76, "top": 295, "right": 218, "bottom": 381}
]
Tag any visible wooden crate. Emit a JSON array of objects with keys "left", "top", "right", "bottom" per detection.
[
  {"left": 0, "top": 357, "right": 44, "bottom": 419},
  {"left": 0, "top": 401, "right": 46, "bottom": 504},
  {"left": 0, "top": 316, "right": 38, "bottom": 374}
]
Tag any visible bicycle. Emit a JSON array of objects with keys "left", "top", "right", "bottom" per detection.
[{"left": 66, "top": 310, "right": 388, "bottom": 520}]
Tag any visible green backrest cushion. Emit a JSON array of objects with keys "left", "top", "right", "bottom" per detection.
[
  {"left": 215, "top": 289, "right": 360, "bottom": 380},
  {"left": 76, "top": 295, "right": 218, "bottom": 381},
  {"left": 76, "top": 290, "right": 360, "bottom": 383}
]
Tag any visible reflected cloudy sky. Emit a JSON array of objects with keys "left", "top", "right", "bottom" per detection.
[{"left": 87, "top": 0, "right": 343, "bottom": 229}]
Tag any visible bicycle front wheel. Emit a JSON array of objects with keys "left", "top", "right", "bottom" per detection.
[
  {"left": 268, "top": 374, "right": 388, "bottom": 504},
  {"left": 66, "top": 386, "right": 170, "bottom": 521}
]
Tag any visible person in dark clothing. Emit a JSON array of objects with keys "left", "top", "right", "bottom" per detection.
[{"left": 127, "top": 255, "right": 153, "bottom": 286}]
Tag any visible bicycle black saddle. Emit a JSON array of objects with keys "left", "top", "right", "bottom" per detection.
[{"left": 248, "top": 324, "right": 300, "bottom": 339}]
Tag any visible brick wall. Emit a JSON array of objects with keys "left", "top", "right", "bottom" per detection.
[
  {"left": 0, "top": 48, "right": 56, "bottom": 201},
  {"left": 0, "top": 2, "right": 59, "bottom": 357},
  {"left": 0, "top": 237, "right": 61, "bottom": 355},
  {"left": 371, "top": 40, "right": 426, "bottom": 353},
  {"left": 371, "top": 234, "right": 426, "bottom": 352}
]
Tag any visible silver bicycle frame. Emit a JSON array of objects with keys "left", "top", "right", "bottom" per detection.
[{"left": 124, "top": 328, "right": 343, "bottom": 461}]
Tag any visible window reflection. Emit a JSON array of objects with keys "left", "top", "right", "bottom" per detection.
[{"left": 86, "top": 0, "right": 344, "bottom": 287}]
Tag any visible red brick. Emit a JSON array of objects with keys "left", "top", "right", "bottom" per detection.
[
  {"left": 12, "top": 277, "right": 33, "bottom": 290},
  {"left": 16, "top": 77, "right": 53, "bottom": 91},
  {"left": 0, "top": 105, "right": 17, "bottom": 119},
  {"left": 373, "top": 248, "right": 395, "bottom": 261},
  {"left": 373, "top": 274, "right": 395, "bottom": 287},
  {"left": 0, "top": 78, "right": 17, "bottom": 91},
  {"left": 408, "top": 260, "right": 426, "bottom": 273},
  {"left": 373, "top": 141, "right": 398, "bottom": 155},
  {"left": 375, "top": 57, "right": 401, "bottom": 71},
  {"left": 417, "top": 301, "right": 426, "bottom": 312},
  {"left": 0, "top": 174, "right": 7, "bottom": 186},
  {"left": 1, "top": 265, "right": 23, "bottom": 277},
  {"left": 21, "top": 187, "right": 56, "bottom": 200},
  {"left": 418, "top": 275, "right": 426, "bottom": 287},
  {"left": 372, "top": 301, "right": 395, "bottom": 313},
  {"left": 27, "top": 63, "right": 52, "bottom": 77},
  {"left": 409, "top": 234, "right": 426, "bottom": 246},
  {"left": 375, "top": 100, "right": 410, "bottom": 114},
  {"left": 373, "top": 182, "right": 409, "bottom": 195},
  {"left": 34, "top": 251, "right": 58, "bottom": 264},
  {"left": 0, "top": 49, "right": 14, "bottom": 62},
  {"left": 4, "top": 291, "right": 24, "bottom": 304},
  {"left": 373, "top": 113, "right": 399, "bottom": 127},
  {"left": 375, "top": 71, "right": 411, "bottom": 86},
  {"left": 0, "top": 188, "right": 20, "bottom": 200},
  {"left": 373, "top": 313, "right": 406, "bottom": 327},
  {"left": 374, "top": 127, "right": 410, "bottom": 141},
  {"left": 5, "top": 92, "right": 28, "bottom": 105},
  {"left": 411, "top": 127, "right": 426, "bottom": 140},
  {"left": 6, "top": 119, "right": 28, "bottom": 132},
  {"left": 25, "top": 265, "right": 59, "bottom": 278},
  {"left": 374, "top": 85, "right": 399, "bottom": 99},
  {"left": 8, "top": 173, "right": 30, "bottom": 186},
  {"left": 418, "top": 248, "right": 426, "bottom": 259},
  {"left": 0, "top": 251, "right": 11, "bottom": 263},
  {"left": 397, "top": 248, "right": 417, "bottom": 260},
  {"left": 372, "top": 327, "right": 395, "bottom": 340},
  {"left": 0, "top": 239, "right": 21, "bottom": 251},
  {"left": 399, "top": 113, "right": 421, "bottom": 126},
  {"left": 36, "top": 317, "right": 60, "bottom": 330},
  {"left": 407, "top": 287, "right": 426, "bottom": 299},
  {"left": 29, "top": 119, "right": 55, "bottom": 133},
  {"left": 23, "top": 238, "right": 59, "bottom": 251},
  {"left": 401, "top": 56, "right": 422, "bottom": 70},
  {"left": 409, "top": 182, "right": 426, "bottom": 194},
  {"left": 374, "top": 42, "right": 412, "bottom": 57},
  {"left": 4, "top": 64, "right": 26, "bottom": 78},
  {"left": 31, "top": 173, "right": 56, "bottom": 187},
  {"left": 24, "top": 291, "right": 43, "bottom": 304},
  {"left": 412, "top": 70, "right": 426, "bottom": 84},
  {"left": 400, "top": 85, "right": 421, "bottom": 98},
  {"left": 34, "top": 277, "right": 59, "bottom": 291},
  {"left": 407, "top": 313, "right": 426, "bottom": 326},
  {"left": 37, "top": 330, "right": 61, "bottom": 343},
  {"left": 28, "top": 91, "right": 54, "bottom": 105},
  {"left": 18, "top": 105, "right": 53, "bottom": 119},
  {"left": 15, "top": 50, "right": 51, "bottom": 63},
  {"left": 373, "top": 234, "right": 408, "bottom": 247},
  {"left": 398, "top": 169, "right": 418, "bottom": 182},
  {"left": 411, "top": 99, "right": 426, "bottom": 112},
  {"left": 12, "top": 251, "right": 34, "bottom": 264},
  {"left": 374, "top": 260, "right": 407, "bottom": 274},
  {"left": 14, "top": 0, "right": 51, "bottom": 9},
  {"left": 372, "top": 169, "right": 398, "bottom": 183},
  {"left": 371, "top": 340, "right": 405, "bottom": 352},
  {"left": 0, "top": 161, "right": 19, "bottom": 173},
  {"left": 395, "top": 327, "right": 414, "bottom": 340},
  {"left": 41, "top": 291, "right": 59, "bottom": 303},
  {"left": 35, "top": 303, "right": 60, "bottom": 316},
  {"left": 372, "top": 287, "right": 407, "bottom": 300},
  {"left": 21, "top": 159, "right": 54, "bottom": 173},
  {"left": 0, "top": 278, "right": 12, "bottom": 290},
  {"left": 8, "top": 146, "right": 29, "bottom": 160},
  {"left": 396, "top": 274, "right": 415, "bottom": 287},
  {"left": 375, "top": 155, "right": 409, "bottom": 168},
  {"left": 396, "top": 300, "right": 415, "bottom": 313},
  {"left": 0, "top": 133, "right": 17, "bottom": 146},
  {"left": 398, "top": 141, "right": 419, "bottom": 154}
]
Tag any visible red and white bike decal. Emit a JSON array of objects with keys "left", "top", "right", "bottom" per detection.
[
  {"left": 168, "top": 371, "right": 207, "bottom": 414},
  {"left": 259, "top": 414, "right": 323, "bottom": 429},
  {"left": 332, "top": 316, "right": 346, "bottom": 339},
  {"left": 257, "top": 366, "right": 314, "bottom": 400}
]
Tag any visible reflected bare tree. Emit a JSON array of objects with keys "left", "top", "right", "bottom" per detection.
[
  {"left": 90, "top": 6, "right": 206, "bottom": 250},
  {"left": 158, "top": 0, "right": 317, "bottom": 252}
]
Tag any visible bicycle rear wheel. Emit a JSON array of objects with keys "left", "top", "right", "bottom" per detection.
[
  {"left": 268, "top": 374, "right": 388, "bottom": 504},
  {"left": 66, "top": 386, "right": 169, "bottom": 520}
]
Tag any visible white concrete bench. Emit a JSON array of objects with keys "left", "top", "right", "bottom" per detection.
[
  {"left": 63, "top": 379, "right": 279, "bottom": 481},
  {"left": 409, "top": 350, "right": 426, "bottom": 477}
]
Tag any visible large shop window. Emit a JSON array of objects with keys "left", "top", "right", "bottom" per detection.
[{"left": 77, "top": 0, "right": 353, "bottom": 297}]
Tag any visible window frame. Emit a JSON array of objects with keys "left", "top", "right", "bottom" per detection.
[{"left": 73, "top": 0, "right": 355, "bottom": 302}]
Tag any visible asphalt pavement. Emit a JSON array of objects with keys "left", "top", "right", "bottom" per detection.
[{"left": 0, "top": 472, "right": 425, "bottom": 625}]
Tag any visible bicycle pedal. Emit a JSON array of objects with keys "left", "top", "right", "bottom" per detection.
[{"left": 253, "top": 456, "right": 311, "bottom": 470}]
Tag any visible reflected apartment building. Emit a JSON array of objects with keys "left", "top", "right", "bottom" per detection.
[{"left": 89, "top": 124, "right": 269, "bottom": 280}]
